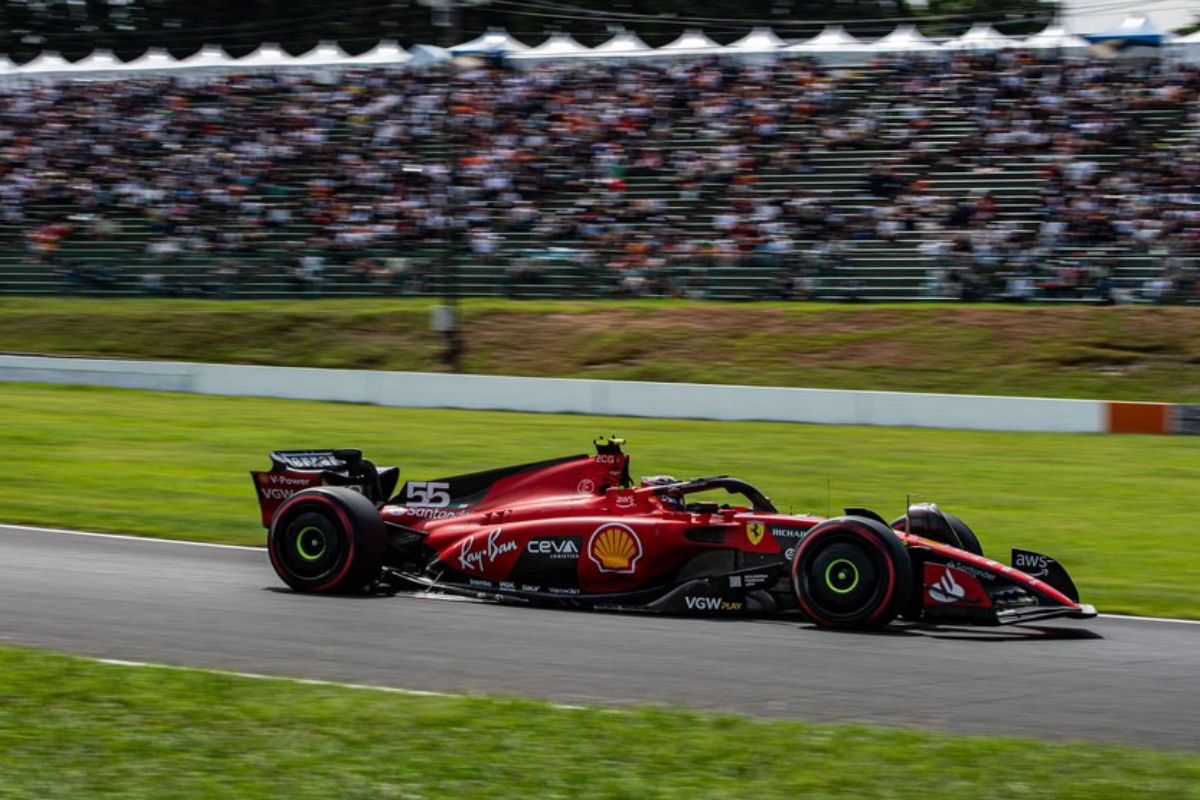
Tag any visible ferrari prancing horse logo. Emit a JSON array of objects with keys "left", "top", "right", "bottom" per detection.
[{"left": 746, "top": 522, "right": 766, "bottom": 546}]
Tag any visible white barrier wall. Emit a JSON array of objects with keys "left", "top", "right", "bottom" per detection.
[{"left": 0, "top": 355, "right": 1108, "bottom": 434}]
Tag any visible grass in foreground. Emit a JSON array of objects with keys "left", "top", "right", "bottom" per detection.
[
  {"left": 0, "top": 645, "right": 1197, "bottom": 799},
  {"left": 1, "top": 383, "right": 1198, "bottom": 618},
  {"left": 3, "top": 298, "right": 1200, "bottom": 401}
]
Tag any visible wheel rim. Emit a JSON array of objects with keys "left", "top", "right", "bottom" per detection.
[
  {"left": 824, "top": 558, "right": 860, "bottom": 595},
  {"left": 275, "top": 510, "right": 345, "bottom": 583},
  {"left": 801, "top": 534, "right": 887, "bottom": 623},
  {"left": 295, "top": 526, "right": 327, "bottom": 561}
]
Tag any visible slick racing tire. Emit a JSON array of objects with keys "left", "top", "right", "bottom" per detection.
[
  {"left": 792, "top": 516, "right": 913, "bottom": 631},
  {"left": 268, "top": 487, "right": 386, "bottom": 593},
  {"left": 891, "top": 505, "right": 983, "bottom": 556}
]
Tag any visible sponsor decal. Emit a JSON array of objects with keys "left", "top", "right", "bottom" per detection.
[
  {"left": 1013, "top": 551, "right": 1051, "bottom": 578},
  {"left": 614, "top": 493, "right": 635, "bottom": 509},
  {"left": 924, "top": 564, "right": 991, "bottom": 607},
  {"left": 521, "top": 584, "right": 542, "bottom": 593},
  {"left": 499, "top": 581, "right": 516, "bottom": 590},
  {"left": 577, "top": 479, "right": 596, "bottom": 494},
  {"left": 947, "top": 560, "right": 997, "bottom": 582},
  {"left": 729, "top": 575, "right": 742, "bottom": 588},
  {"left": 587, "top": 524, "right": 643, "bottom": 574},
  {"left": 256, "top": 472, "right": 322, "bottom": 502},
  {"left": 526, "top": 538, "right": 581, "bottom": 559},
  {"left": 260, "top": 486, "right": 310, "bottom": 501},
  {"left": 684, "top": 596, "right": 743, "bottom": 612},
  {"left": 929, "top": 569, "right": 965, "bottom": 604},
  {"left": 267, "top": 474, "right": 316, "bottom": 486},
  {"left": 595, "top": 454, "right": 618, "bottom": 464},
  {"left": 406, "top": 481, "right": 451, "bottom": 508},
  {"left": 547, "top": 586, "right": 581, "bottom": 595},
  {"left": 279, "top": 453, "right": 344, "bottom": 469},
  {"left": 770, "top": 526, "right": 807, "bottom": 539},
  {"left": 468, "top": 579, "right": 493, "bottom": 588},
  {"left": 746, "top": 522, "right": 766, "bottom": 546},
  {"left": 459, "top": 528, "right": 518, "bottom": 573},
  {"left": 770, "top": 526, "right": 808, "bottom": 559},
  {"left": 403, "top": 506, "right": 467, "bottom": 521}
]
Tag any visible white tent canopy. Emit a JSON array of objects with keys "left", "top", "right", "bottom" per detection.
[
  {"left": 509, "top": 33, "right": 591, "bottom": 61},
  {"left": 1021, "top": 24, "right": 1092, "bottom": 51},
  {"left": 586, "top": 29, "right": 653, "bottom": 58},
  {"left": 785, "top": 25, "right": 872, "bottom": 63},
  {"left": 345, "top": 40, "right": 411, "bottom": 66},
  {"left": 61, "top": 48, "right": 125, "bottom": 74},
  {"left": 657, "top": 29, "right": 723, "bottom": 56},
  {"left": 409, "top": 44, "right": 452, "bottom": 65},
  {"left": 174, "top": 45, "right": 238, "bottom": 71},
  {"left": 120, "top": 47, "right": 179, "bottom": 72},
  {"left": 1167, "top": 24, "right": 1200, "bottom": 62},
  {"left": 868, "top": 25, "right": 938, "bottom": 52},
  {"left": 235, "top": 43, "right": 293, "bottom": 70},
  {"left": 15, "top": 51, "right": 76, "bottom": 76},
  {"left": 1089, "top": 14, "right": 1164, "bottom": 43},
  {"left": 943, "top": 23, "right": 1017, "bottom": 51},
  {"left": 725, "top": 27, "right": 787, "bottom": 54},
  {"left": 786, "top": 25, "right": 870, "bottom": 52},
  {"left": 451, "top": 28, "right": 530, "bottom": 54},
  {"left": 289, "top": 41, "right": 353, "bottom": 67}
]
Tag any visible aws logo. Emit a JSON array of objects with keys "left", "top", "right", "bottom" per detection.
[{"left": 588, "top": 524, "right": 643, "bottom": 574}]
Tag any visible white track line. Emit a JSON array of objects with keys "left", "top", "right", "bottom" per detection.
[
  {"left": 91, "top": 657, "right": 586, "bottom": 709},
  {"left": 1099, "top": 613, "right": 1200, "bottom": 626},
  {"left": 5, "top": 522, "right": 1199, "bottom": 626},
  {"left": 0, "top": 522, "right": 262, "bottom": 551}
]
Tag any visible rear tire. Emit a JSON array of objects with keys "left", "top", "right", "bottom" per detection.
[
  {"left": 792, "top": 516, "right": 912, "bottom": 630},
  {"left": 268, "top": 487, "right": 385, "bottom": 593}
]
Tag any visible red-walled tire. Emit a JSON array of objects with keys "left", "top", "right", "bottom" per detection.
[
  {"left": 792, "top": 516, "right": 913, "bottom": 630},
  {"left": 267, "top": 487, "right": 385, "bottom": 593}
]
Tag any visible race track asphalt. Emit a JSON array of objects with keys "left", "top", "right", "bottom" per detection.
[{"left": 2, "top": 524, "right": 1197, "bottom": 752}]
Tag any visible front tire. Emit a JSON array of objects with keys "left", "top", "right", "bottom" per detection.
[
  {"left": 792, "top": 516, "right": 913, "bottom": 630},
  {"left": 268, "top": 487, "right": 385, "bottom": 593},
  {"left": 891, "top": 504, "right": 983, "bottom": 556}
]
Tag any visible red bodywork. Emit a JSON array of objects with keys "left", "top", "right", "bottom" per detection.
[{"left": 253, "top": 444, "right": 1095, "bottom": 625}]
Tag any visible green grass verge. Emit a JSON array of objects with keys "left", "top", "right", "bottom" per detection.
[
  {"left": 3, "top": 298, "right": 1200, "bottom": 401},
  {"left": 1, "top": 645, "right": 1197, "bottom": 799},
  {"left": 2, "top": 383, "right": 1198, "bottom": 618}
]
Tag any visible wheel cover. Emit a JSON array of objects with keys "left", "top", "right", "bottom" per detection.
[
  {"left": 823, "top": 558, "right": 860, "bottom": 595},
  {"left": 295, "top": 526, "right": 328, "bottom": 561},
  {"left": 801, "top": 533, "right": 888, "bottom": 623},
  {"left": 275, "top": 510, "right": 345, "bottom": 583}
]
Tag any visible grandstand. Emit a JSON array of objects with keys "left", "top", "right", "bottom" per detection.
[{"left": 1, "top": 53, "right": 1197, "bottom": 303}]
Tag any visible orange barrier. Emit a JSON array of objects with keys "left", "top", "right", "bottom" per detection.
[{"left": 1106, "top": 402, "right": 1171, "bottom": 435}]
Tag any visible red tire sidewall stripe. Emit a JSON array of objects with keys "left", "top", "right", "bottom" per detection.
[
  {"left": 793, "top": 524, "right": 898, "bottom": 626},
  {"left": 268, "top": 492, "right": 357, "bottom": 592}
]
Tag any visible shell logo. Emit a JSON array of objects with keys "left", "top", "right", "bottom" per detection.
[{"left": 587, "top": 524, "right": 643, "bottom": 574}]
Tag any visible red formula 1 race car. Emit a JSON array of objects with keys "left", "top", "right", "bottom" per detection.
[{"left": 251, "top": 438, "right": 1096, "bottom": 630}]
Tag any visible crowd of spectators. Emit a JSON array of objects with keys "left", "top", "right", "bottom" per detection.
[{"left": 1, "top": 49, "right": 1199, "bottom": 303}]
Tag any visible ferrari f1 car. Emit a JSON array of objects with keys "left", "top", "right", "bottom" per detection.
[{"left": 251, "top": 438, "right": 1096, "bottom": 630}]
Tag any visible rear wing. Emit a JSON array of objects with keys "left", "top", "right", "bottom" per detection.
[{"left": 250, "top": 449, "right": 399, "bottom": 528}]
